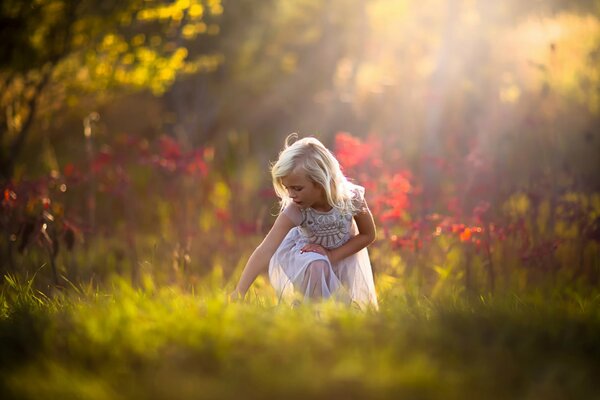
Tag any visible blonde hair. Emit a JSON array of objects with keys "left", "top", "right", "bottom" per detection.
[{"left": 271, "top": 133, "right": 358, "bottom": 214}]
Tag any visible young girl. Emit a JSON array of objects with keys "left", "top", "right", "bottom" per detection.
[{"left": 232, "top": 134, "right": 378, "bottom": 309}]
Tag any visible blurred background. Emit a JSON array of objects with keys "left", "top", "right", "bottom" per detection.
[{"left": 1, "top": 0, "right": 599, "bottom": 296}]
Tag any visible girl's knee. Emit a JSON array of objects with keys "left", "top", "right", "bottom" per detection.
[{"left": 306, "top": 260, "right": 330, "bottom": 278}]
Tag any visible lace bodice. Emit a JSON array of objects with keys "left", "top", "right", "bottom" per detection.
[
  {"left": 298, "top": 208, "right": 353, "bottom": 249},
  {"left": 282, "top": 184, "right": 366, "bottom": 249}
]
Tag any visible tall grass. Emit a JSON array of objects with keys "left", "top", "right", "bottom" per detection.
[{"left": 1, "top": 272, "right": 599, "bottom": 400}]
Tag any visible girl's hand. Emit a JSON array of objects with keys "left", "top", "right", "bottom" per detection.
[
  {"left": 229, "top": 289, "right": 244, "bottom": 303},
  {"left": 300, "top": 244, "right": 330, "bottom": 259}
]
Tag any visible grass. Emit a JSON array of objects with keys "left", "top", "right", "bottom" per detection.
[{"left": 1, "top": 273, "right": 600, "bottom": 400}]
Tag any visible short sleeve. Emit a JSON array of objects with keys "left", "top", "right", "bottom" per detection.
[
  {"left": 350, "top": 184, "right": 368, "bottom": 215},
  {"left": 282, "top": 203, "right": 303, "bottom": 226}
]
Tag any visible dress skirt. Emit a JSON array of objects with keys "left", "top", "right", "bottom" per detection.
[{"left": 269, "top": 227, "right": 379, "bottom": 310}]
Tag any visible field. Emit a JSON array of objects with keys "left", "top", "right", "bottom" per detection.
[
  {"left": 2, "top": 1, "right": 600, "bottom": 399},
  {"left": 2, "top": 274, "right": 599, "bottom": 400}
]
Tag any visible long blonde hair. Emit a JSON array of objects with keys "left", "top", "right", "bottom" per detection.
[{"left": 271, "top": 133, "right": 358, "bottom": 214}]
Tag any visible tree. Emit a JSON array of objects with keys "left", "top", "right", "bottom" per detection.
[{"left": 0, "top": 0, "right": 222, "bottom": 183}]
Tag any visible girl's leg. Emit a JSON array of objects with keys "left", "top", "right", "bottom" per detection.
[{"left": 301, "top": 260, "right": 331, "bottom": 299}]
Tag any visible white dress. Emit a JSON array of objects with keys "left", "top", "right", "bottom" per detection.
[{"left": 268, "top": 185, "right": 379, "bottom": 310}]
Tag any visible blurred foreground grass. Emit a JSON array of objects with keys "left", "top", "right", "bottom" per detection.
[{"left": 1, "top": 273, "right": 600, "bottom": 400}]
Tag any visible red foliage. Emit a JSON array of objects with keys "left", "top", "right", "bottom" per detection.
[
  {"left": 334, "top": 132, "right": 412, "bottom": 226},
  {"left": 63, "top": 163, "right": 76, "bottom": 177},
  {"left": 1, "top": 174, "right": 84, "bottom": 261},
  {"left": 185, "top": 149, "right": 209, "bottom": 176},
  {"left": 378, "top": 172, "right": 412, "bottom": 222},
  {"left": 91, "top": 149, "right": 113, "bottom": 173},
  {"left": 333, "top": 132, "right": 529, "bottom": 264},
  {"left": 215, "top": 208, "right": 230, "bottom": 222},
  {"left": 3, "top": 188, "right": 17, "bottom": 207},
  {"left": 149, "top": 136, "right": 212, "bottom": 177},
  {"left": 158, "top": 135, "right": 182, "bottom": 159},
  {"left": 334, "top": 132, "right": 381, "bottom": 172}
]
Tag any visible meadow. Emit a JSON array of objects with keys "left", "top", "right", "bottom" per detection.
[
  {"left": 2, "top": 1, "right": 600, "bottom": 399},
  {"left": 1, "top": 271, "right": 600, "bottom": 400}
]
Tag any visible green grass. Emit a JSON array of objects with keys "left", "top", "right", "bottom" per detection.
[{"left": 1, "top": 273, "right": 600, "bottom": 400}]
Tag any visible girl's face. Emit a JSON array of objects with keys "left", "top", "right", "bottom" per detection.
[{"left": 281, "top": 169, "right": 330, "bottom": 211}]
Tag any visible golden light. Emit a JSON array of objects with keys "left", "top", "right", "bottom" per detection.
[{"left": 322, "top": 0, "right": 600, "bottom": 148}]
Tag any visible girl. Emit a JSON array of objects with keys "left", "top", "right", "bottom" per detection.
[{"left": 232, "top": 134, "right": 378, "bottom": 309}]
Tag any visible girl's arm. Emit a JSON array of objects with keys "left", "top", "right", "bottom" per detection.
[
  {"left": 233, "top": 213, "right": 295, "bottom": 298},
  {"left": 301, "top": 202, "right": 376, "bottom": 264}
]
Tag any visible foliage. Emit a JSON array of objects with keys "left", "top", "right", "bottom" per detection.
[
  {"left": 1, "top": 0, "right": 600, "bottom": 296},
  {"left": 337, "top": 131, "right": 600, "bottom": 294},
  {"left": 2, "top": 3, "right": 600, "bottom": 397},
  {"left": 0, "top": 0, "right": 223, "bottom": 181},
  {"left": 1, "top": 132, "right": 219, "bottom": 285}
]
